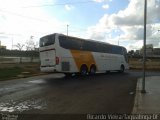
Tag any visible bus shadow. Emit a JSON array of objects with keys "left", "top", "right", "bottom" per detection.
[{"left": 44, "top": 71, "right": 129, "bottom": 86}]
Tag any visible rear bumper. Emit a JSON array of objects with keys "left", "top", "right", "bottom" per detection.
[{"left": 40, "top": 66, "right": 56, "bottom": 73}]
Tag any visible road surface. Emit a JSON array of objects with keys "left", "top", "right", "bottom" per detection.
[{"left": 0, "top": 70, "right": 160, "bottom": 119}]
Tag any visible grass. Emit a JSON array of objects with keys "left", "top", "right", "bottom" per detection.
[
  {"left": 0, "top": 63, "right": 42, "bottom": 81},
  {"left": 0, "top": 67, "right": 22, "bottom": 80}
]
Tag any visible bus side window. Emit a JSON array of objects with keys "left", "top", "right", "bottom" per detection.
[
  {"left": 117, "top": 47, "right": 123, "bottom": 55},
  {"left": 105, "top": 44, "right": 112, "bottom": 53},
  {"left": 59, "top": 36, "right": 82, "bottom": 50},
  {"left": 59, "top": 36, "right": 68, "bottom": 48},
  {"left": 111, "top": 46, "right": 122, "bottom": 55},
  {"left": 71, "top": 38, "right": 82, "bottom": 50},
  {"left": 111, "top": 46, "right": 116, "bottom": 54},
  {"left": 96, "top": 43, "right": 103, "bottom": 53},
  {"left": 82, "top": 41, "right": 97, "bottom": 52}
]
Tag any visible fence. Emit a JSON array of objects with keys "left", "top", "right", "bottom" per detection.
[{"left": 0, "top": 56, "right": 39, "bottom": 63}]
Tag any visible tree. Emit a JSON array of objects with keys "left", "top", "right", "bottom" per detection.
[
  {"left": 128, "top": 50, "right": 135, "bottom": 57},
  {"left": 25, "top": 36, "right": 39, "bottom": 62},
  {"left": 25, "top": 36, "right": 38, "bottom": 51},
  {"left": 14, "top": 43, "right": 25, "bottom": 51},
  {"left": 14, "top": 43, "right": 25, "bottom": 63}
]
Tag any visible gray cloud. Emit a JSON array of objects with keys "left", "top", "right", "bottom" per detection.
[
  {"left": 87, "top": 0, "right": 160, "bottom": 50},
  {"left": 89, "top": 32, "right": 106, "bottom": 41}
]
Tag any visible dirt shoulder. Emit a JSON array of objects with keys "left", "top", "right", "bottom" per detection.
[{"left": 129, "top": 58, "right": 160, "bottom": 71}]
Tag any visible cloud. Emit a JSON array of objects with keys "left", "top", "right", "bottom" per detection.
[
  {"left": 102, "top": 4, "right": 109, "bottom": 9},
  {"left": 93, "top": 0, "right": 111, "bottom": 3},
  {"left": 89, "top": 32, "right": 106, "bottom": 41},
  {"left": 0, "top": 0, "right": 68, "bottom": 49},
  {"left": 126, "top": 40, "right": 143, "bottom": 51},
  {"left": 64, "top": 4, "right": 74, "bottom": 11},
  {"left": 93, "top": 0, "right": 105, "bottom": 2},
  {"left": 87, "top": 0, "right": 160, "bottom": 50}
]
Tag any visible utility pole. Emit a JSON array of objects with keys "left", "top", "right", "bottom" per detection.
[
  {"left": 67, "top": 24, "right": 69, "bottom": 36},
  {"left": 118, "top": 34, "right": 120, "bottom": 46},
  {"left": 142, "top": 0, "right": 147, "bottom": 93},
  {"left": 12, "top": 37, "right": 13, "bottom": 50}
]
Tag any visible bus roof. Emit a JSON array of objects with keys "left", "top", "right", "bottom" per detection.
[{"left": 43, "top": 33, "right": 126, "bottom": 49}]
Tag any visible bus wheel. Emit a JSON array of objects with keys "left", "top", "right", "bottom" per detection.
[
  {"left": 89, "top": 65, "right": 96, "bottom": 75},
  {"left": 106, "top": 71, "right": 110, "bottom": 74},
  {"left": 65, "top": 73, "right": 72, "bottom": 78},
  {"left": 80, "top": 65, "right": 88, "bottom": 76},
  {"left": 119, "top": 65, "right": 125, "bottom": 73}
]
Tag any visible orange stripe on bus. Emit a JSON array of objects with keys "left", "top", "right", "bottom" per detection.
[{"left": 70, "top": 50, "right": 96, "bottom": 72}]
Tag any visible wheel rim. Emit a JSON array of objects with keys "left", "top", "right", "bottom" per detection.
[
  {"left": 121, "top": 66, "right": 124, "bottom": 72},
  {"left": 81, "top": 66, "right": 87, "bottom": 75},
  {"left": 90, "top": 66, "right": 96, "bottom": 74}
]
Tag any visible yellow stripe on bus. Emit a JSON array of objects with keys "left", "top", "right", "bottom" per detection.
[{"left": 70, "top": 50, "right": 96, "bottom": 72}]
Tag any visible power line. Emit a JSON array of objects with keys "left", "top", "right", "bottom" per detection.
[
  {"left": 0, "top": 1, "right": 98, "bottom": 24},
  {"left": 0, "top": 32, "right": 22, "bottom": 36},
  {"left": 0, "top": 9, "right": 47, "bottom": 22},
  {"left": 19, "top": 1, "right": 96, "bottom": 8}
]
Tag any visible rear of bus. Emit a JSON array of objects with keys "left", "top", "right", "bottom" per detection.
[
  {"left": 39, "top": 34, "right": 59, "bottom": 72},
  {"left": 122, "top": 47, "right": 129, "bottom": 70}
]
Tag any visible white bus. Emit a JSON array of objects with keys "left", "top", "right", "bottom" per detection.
[{"left": 39, "top": 33, "right": 129, "bottom": 75}]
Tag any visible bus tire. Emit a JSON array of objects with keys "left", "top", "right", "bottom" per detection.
[
  {"left": 106, "top": 71, "right": 110, "bottom": 74},
  {"left": 89, "top": 65, "right": 96, "bottom": 75},
  {"left": 80, "top": 65, "right": 88, "bottom": 76},
  {"left": 65, "top": 73, "right": 72, "bottom": 78},
  {"left": 119, "top": 65, "right": 125, "bottom": 73}
]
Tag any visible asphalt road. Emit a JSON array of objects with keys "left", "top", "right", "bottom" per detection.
[{"left": 0, "top": 70, "right": 160, "bottom": 119}]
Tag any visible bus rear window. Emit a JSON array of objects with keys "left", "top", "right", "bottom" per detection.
[{"left": 40, "top": 35, "right": 55, "bottom": 47}]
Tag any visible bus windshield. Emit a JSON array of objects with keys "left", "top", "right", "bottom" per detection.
[{"left": 40, "top": 34, "right": 55, "bottom": 47}]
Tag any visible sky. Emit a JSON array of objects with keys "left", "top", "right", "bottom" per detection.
[{"left": 0, "top": 0, "right": 160, "bottom": 51}]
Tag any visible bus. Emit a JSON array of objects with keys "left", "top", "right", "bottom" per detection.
[{"left": 39, "top": 33, "right": 129, "bottom": 75}]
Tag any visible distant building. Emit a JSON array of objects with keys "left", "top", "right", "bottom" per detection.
[
  {"left": 153, "top": 48, "right": 160, "bottom": 55},
  {"left": 0, "top": 41, "right": 6, "bottom": 49},
  {"left": 146, "top": 44, "right": 153, "bottom": 49},
  {"left": 140, "top": 44, "right": 153, "bottom": 56},
  {"left": 35, "top": 48, "right": 39, "bottom": 52},
  {"left": 135, "top": 50, "right": 140, "bottom": 55}
]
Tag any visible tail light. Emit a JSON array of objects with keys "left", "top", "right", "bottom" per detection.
[{"left": 56, "top": 57, "right": 60, "bottom": 65}]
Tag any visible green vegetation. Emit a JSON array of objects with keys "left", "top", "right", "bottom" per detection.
[
  {"left": 0, "top": 67, "right": 22, "bottom": 80},
  {"left": 0, "top": 63, "right": 42, "bottom": 81},
  {"left": 0, "top": 49, "right": 39, "bottom": 57}
]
